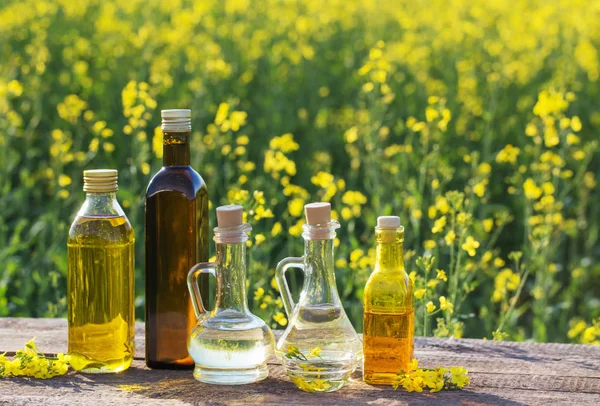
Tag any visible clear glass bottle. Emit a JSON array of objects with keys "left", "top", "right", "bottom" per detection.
[
  {"left": 187, "top": 205, "right": 274, "bottom": 384},
  {"left": 363, "top": 216, "right": 414, "bottom": 385},
  {"left": 275, "top": 202, "right": 362, "bottom": 393},
  {"left": 67, "top": 169, "right": 135, "bottom": 373},
  {"left": 145, "top": 109, "right": 209, "bottom": 369}
]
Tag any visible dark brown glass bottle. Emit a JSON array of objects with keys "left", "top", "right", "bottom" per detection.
[{"left": 145, "top": 109, "right": 209, "bottom": 369}]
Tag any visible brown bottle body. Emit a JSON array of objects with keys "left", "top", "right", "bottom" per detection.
[{"left": 145, "top": 132, "right": 209, "bottom": 369}]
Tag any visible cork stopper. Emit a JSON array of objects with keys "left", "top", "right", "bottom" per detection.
[
  {"left": 377, "top": 216, "right": 401, "bottom": 228},
  {"left": 216, "top": 205, "right": 243, "bottom": 228},
  {"left": 83, "top": 169, "right": 118, "bottom": 193},
  {"left": 304, "top": 202, "right": 331, "bottom": 225},
  {"left": 161, "top": 109, "right": 191, "bottom": 132}
]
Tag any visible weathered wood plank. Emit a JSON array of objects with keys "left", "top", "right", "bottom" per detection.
[
  {"left": 1, "top": 360, "right": 599, "bottom": 406},
  {"left": 1, "top": 318, "right": 599, "bottom": 405}
]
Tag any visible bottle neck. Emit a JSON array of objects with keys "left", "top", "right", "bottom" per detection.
[
  {"left": 374, "top": 228, "right": 405, "bottom": 272},
  {"left": 81, "top": 192, "right": 122, "bottom": 217},
  {"left": 214, "top": 242, "right": 248, "bottom": 313},
  {"left": 302, "top": 237, "right": 341, "bottom": 306},
  {"left": 163, "top": 131, "right": 190, "bottom": 166}
]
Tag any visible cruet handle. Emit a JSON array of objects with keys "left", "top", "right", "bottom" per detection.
[
  {"left": 187, "top": 262, "right": 216, "bottom": 319},
  {"left": 275, "top": 256, "right": 304, "bottom": 317}
]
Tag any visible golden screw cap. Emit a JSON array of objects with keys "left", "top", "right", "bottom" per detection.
[{"left": 83, "top": 169, "right": 118, "bottom": 193}]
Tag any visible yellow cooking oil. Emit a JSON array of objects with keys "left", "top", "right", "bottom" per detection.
[
  {"left": 363, "top": 216, "right": 414, "bottom": 385},
  {"left": 67, "top": 169, "right": 135, "bottom": 374}
]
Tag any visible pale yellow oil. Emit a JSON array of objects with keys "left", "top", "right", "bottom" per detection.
[{"left": 67, "top": 215, "right": 135, "bottom": 373}]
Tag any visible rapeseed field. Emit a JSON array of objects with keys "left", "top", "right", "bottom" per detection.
[{"left": 0, "top": 0, "right": 598, "bottom": 343}]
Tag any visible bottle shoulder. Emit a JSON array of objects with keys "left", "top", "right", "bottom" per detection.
[
  {"left": 364, "top": 269, "right": 414, "bottom": 305},
  {"left": 365, "top": 268, "right": 413, "bottom": 284},
  {"left": 68, "top": 215, "right": 134, "bottom": 245},
  {"left": 146, "top": 166, "right": 207, "bottom": 199}
]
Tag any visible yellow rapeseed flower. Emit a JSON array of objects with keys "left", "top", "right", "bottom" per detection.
[
  {"left": 462, "top": 236, "right": 480, "bottom": 256},
  {"left": 271, "top": 222, "right": 282, "bottom": 237},
  {"left": 273, "top": 312, "right": 288, "bottom": 326},
  {"left": 269, "top": 133, "right": 300, "bottom": 153},
  {"left": 439, "top": 296, "right": 454, "bottom": 313},
  {"left": 496, "top": 144, "right": 520, "bottom": 164},
  {"left": 255, "top": 234, "right": 266, "bottom": 245},
  {"left": 483, "top": 219, "right": 494, "bottom": 232},
  {"left": 288, "top": 198, "right": 304, "bottom": 217},
  {"left": 523, "top": 178, "right": 543, "bottom": 200},
  {"left": 254, "top": 287, "right": 265, "bottom": 301},
  {"left": 424, "top": 240, "right": 436, "bottom": 250},
  {"left": 432, "top": 216, "right": 446, "bottom": 233},
  {"left": 58, "top": 174, "right": 72, "bottom": 187},
  {"left": 214, "top": 102, "right": 229, "bottom": 125},
  {"left": 571, "top": 116, "right": 582, "bottom": 132},
  {"left": 344, "top": 126, "right": 358, "bottom": 143},
  {"left": 444, "top": 230, "right": 456, "bottom": 245}
]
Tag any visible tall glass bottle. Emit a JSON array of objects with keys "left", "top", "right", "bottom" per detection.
[
  {"left": 187, "top": 205, "right": 274, "bottom": 384},
  {"left": 145, "top": 109, "right": 209, "bottom": 369},
  {"left": 68, "top": 169, "right": 135, "bottom": 373},
  {"left": 276, "top": 202, "right": 362, "bottom": 393},
  {"left": 363, "top": 216, "right": 414, "bottom": 385}
]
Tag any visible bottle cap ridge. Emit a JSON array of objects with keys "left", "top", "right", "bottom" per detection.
[
  {"left": 161, "top": 109, "right": 191, "bottom": 118},
  {"left": 304, "top": 202, "right": 331, "bottom": 225},
  {"left": 216, "top": 205, "right": 243, "bottom": 228},
  {"left": 83, "top": 169, "right": 118, "bottom": 193},
  {"left": 377, "top": 216, "right": 401, "bottom": 228},
  {"left": 161, "top": 109, "right": 192, "bottom": 131}
]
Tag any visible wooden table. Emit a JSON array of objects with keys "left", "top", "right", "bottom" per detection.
[{"left": 1, "top": 318, "right": 599, "bottom": 405}]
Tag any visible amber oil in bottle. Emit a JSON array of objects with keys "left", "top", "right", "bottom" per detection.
[
  {"left": 145, "top": 109, "right": 209, "bottom": 369},
  {"left": 68, "top": 169, "right": 135, "bottom": 373},
  {"left": 363, "top": 216, "right": 414, "bottom": 385}
]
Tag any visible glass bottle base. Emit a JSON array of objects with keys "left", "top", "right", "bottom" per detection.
[
  {"left": 363, "top": 371, "right": 398, "bottom": 385},
  {"left": 72, "top": 357, "right": 132, "bottom": 374},
  {"left": 192, "top": 363, "right": 269, "bottom": 385}
]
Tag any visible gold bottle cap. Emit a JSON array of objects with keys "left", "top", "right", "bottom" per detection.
[
  {"left": 304, "top": 202, "right": 331, "bottom": 225},
  {"left": 161, "top": 109, "right": 191, "bottom": 132},
  {"left": 377, "top": 216, "right": 401, "bottom": 228},
  {"left": 83, "top": 169, "right": 118, "bottom": 193},
  {"left": 216, "top": 205, "right": 243, "bottom": 228}
]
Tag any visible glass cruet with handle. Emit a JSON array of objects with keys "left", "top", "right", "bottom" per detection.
[
  {"left": 186, "top": 205, "right": 275, "bottom": 385},
  {"left": 275, "top": 202, "right": 362, "bottom": 392}
]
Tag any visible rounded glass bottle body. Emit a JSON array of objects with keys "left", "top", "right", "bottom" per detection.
[
  {"left": 187, "top": 223, "right": 275, "bottom": 384},
  {"left": 276, "top": 221, "right": 362, "bottom": 392}
]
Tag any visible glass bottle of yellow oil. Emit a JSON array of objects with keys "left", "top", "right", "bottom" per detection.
[
  {"left": 363, "top": 216, "right": 414, "bottom": 385},
  {"left": 67, "top": 169, "right": 135, "bottom": 373}
]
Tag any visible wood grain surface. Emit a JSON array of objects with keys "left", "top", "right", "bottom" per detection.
[{"left": 1, "top": 318, "right": 599, "bottom": 405}]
